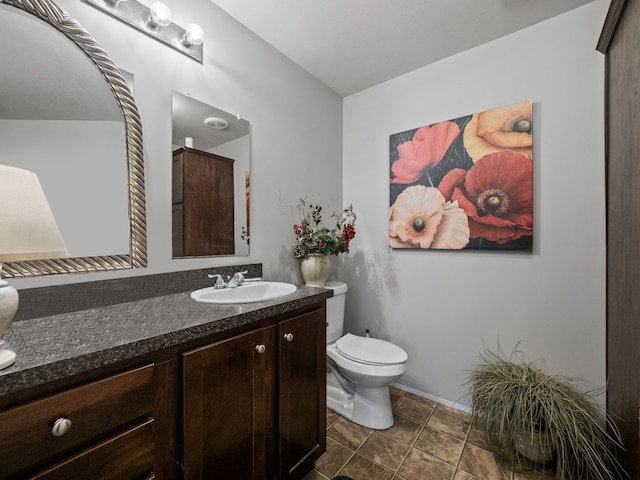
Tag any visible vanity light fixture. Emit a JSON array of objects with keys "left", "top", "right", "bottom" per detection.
[
  {"left": 0, "top": 165, "right": 70, "bottom": 370},
  {"left": 84, "top": 0, "right": 204, "bottom": 63}
]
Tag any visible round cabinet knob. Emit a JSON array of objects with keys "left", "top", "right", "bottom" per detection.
[
  {"left": 255, "top": 344, "right": 266, "bottom": 354},
  {"left": 284, "top": 333, "right": 294, "bottom": 342},
  {"left": 51, "top": 418, "right": 72, "bottom": 437}
]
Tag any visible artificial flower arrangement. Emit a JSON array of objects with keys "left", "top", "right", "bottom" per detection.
[{"left": 293, "top": 198, "right": 356, "bottom": 260}]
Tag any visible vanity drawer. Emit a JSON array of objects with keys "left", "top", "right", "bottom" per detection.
[
  {"left": 0, "top": 364, "right": 154, "bottom": 478},
  {"left": 30, "top": 419, "right": 155, "bottom": 480}
]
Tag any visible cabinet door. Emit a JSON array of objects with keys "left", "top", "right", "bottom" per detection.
[
  {"left": 279, "top": 308, "right": 327, "bottom": 480},
  {"left": 601, "top": 0, "right": 640, "bottom": 472},
  {"left": 182, "top": 327, "right": 276, "bottom": 480},
  {"left": 174, "top": 148, "right": 235, "bottom": 256}
]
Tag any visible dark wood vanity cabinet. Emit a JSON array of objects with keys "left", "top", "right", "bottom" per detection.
[
  {"left": 0, "top": 302, "right": 326, "bottom": 480},
  {"left": 182, "top": 325, "right": 277, "bottom": 479},
  {"left": 278, "top": 310, "right": 327, "bottom": 480},
  {"left": 181, "top": 306, "right": 326, "bottom": 480},
  {"left": 0, "top": 364, "right": 161, "bottom": 480},
  {"left": 172, "top": 147, "right": 235, "bottom": 257}
]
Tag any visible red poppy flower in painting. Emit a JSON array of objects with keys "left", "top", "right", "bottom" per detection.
[
  {"left": 389, "top": 185, "right": 469, "bottom": 249},
  {"left": 390, "top": 121, "right": 460, "bottom": 184},
  {"left": 438, "top": 151, "right": 532, "bottom": 244}
]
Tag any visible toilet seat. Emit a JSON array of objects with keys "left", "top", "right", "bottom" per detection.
[
  {"left": 336, "top": 333, "right": 408, "bottom": 366},
  {"left": 327, "top": 343, "right": 407, "bottom": 378}
]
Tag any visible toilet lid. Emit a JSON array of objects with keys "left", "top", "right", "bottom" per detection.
[{"left": 336, "top": 333, "right": 408, "bottom": 366}]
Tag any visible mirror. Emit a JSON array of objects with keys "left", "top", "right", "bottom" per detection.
[
  {"left": 0, "top": 0, "right": 146, "bottom": 278},
  {"left": 171, "top": 92, "right": 250, "bottom": 257}
]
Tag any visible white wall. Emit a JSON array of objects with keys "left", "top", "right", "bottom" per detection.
[
  {"left": 340, "top": 1, "right": 609, "bottom": 407},
  {"left": 209, "top": 135, "right": 251, "bottom": 256},
  {"left": 10, "top": 0, "right": 343, "bottom": 289},
  {"left": 0, "top": 120, "right": 129, "bottom": 257}
]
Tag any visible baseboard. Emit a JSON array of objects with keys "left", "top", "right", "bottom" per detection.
[{"left": 390, "top": 382, "right": 472, "bottom": 414}]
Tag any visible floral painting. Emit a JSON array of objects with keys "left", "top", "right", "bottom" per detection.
[{"left": 389, "top": 100, "right": 533, "bottom": 251}]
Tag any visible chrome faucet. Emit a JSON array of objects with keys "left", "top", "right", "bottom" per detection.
[
  {"left": 227, "top": 270, "right": 246, "bottom": 287},
  {"left": 207, "top": 270, "right": 248, "bottom": 289}
]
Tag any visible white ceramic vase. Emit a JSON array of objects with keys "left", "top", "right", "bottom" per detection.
[
  {"left": 0, "top": 278, "right": 18, "bottom": 369},
  {"left": 300, "top": 254, "right": 331, "bottom": 287}
]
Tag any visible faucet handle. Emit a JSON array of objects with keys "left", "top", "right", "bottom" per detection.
[
  {"left": 207, "top": 273, "right": 226, "bottom": 289},
  {"left": 231, "top": 270, "right": 247, "bottom": 286}
]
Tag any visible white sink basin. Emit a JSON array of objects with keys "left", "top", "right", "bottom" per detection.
[{"left": 191, "top": 281, "right": 297, "bottom": 304}]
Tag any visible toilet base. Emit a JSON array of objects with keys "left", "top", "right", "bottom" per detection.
[
  {"left": 327, "top": 368, "right": 395, "bottom": 430},
  {"left": 327, "top": 384, "right": 354, "bottom": 419}
]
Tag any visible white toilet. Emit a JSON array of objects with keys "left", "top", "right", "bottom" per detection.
[{"left": 324, "top": 282, "right": 408, "bottom": 429}]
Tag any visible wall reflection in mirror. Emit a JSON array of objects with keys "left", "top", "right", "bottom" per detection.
[
  {"left": 171, "top": 92, "right": 250, "bottom": 257},
  {"left": 0, "top": 0, "right": 146, "bottom": 278},
  {"left": 0, "top": 3, "right": 129, "bottom": 259}
]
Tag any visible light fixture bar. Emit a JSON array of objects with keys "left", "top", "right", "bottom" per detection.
[{"left": 85, "top": 0, "right": 203, "bottom": 63}]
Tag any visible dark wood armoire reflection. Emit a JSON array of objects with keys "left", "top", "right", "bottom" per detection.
[{"left": 172, "top": 147, "right": 235, "bottom": 257}]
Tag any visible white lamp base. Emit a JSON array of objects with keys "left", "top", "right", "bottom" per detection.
[
  {"left": 0, "top": 274, "right": 18, "bottom": 370},
  {"left": 0, "top": 347, "right": 16, "bottom": 370}
]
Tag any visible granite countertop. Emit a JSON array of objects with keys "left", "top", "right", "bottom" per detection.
[{"left": 0, "top": 283, "right": 331, "bottom": 398}]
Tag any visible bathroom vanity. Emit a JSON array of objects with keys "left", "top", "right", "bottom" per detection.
[{"left": 0, "top": 268, "right": 329, "bottom": 480}]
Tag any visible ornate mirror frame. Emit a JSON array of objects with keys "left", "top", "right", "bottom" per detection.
[{"left": 0, "top": 0, "right": 147, "bottom": 278}]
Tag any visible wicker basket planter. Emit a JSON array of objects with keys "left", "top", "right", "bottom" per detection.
[
  {"left": 513, "top": 428, "right": 555, "bottom": 464},
  {"left": 467, "top": 346, "right": 625, "bottom": 480}
]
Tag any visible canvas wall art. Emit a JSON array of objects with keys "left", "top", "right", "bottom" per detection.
[{"left": 389, "top": 100, "right": 533, "bottom": 251}]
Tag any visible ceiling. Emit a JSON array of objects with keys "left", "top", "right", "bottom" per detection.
[
  {"left": 210, "top": 0, "right": 597, "bottom": 97},
  {"left": 172, "top": 92, "right": 250, "bottom": 151},
  {"left": 1, "top": 0, "right": 599, "bottom": 120}
]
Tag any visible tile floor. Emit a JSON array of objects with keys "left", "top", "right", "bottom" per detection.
[{"left": 304, "top": 386, "right": 555, "bottom": 480}]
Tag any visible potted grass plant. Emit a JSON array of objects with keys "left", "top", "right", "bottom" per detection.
[{"left": 466, "top": 345, "right": 626, "bottom": 480}]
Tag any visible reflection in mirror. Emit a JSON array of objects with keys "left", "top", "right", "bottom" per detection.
[
  {"left": 171, "top": 92, "right": 250, "bottom": 257},
  {"left": 121, "top": 69, "right": 135, "bottom": 95},
  {"left": 0, "top": 0, "right": 146, "bottom": 278}
]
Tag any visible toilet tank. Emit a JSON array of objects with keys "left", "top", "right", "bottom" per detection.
[{"left": 324, "top": 281, "right": 348, "bottom": 343}]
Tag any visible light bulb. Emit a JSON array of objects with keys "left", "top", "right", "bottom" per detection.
[
  {"left": 147, "top": 2, "right": 172, "bottom": 28},
  {"left": 182, "top": 24, "right": 204, "bottom": 47}
]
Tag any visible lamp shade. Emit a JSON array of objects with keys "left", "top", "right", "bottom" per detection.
[{"left": 0, "top": 164, "right": 69, "bottom": 262}]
